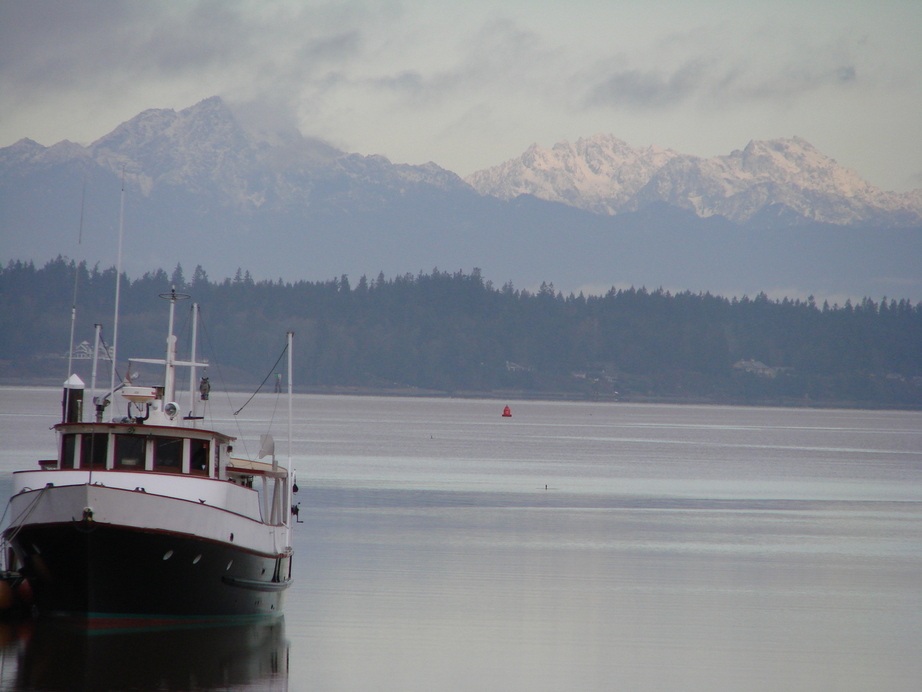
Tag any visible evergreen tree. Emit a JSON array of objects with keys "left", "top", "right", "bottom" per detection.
[{"left": 1, "top": 259, "right": 920, "bottom": 407}]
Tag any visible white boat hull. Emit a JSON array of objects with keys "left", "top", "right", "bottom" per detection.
[{"left": 5, "top": 477, "right": 292, "bottom": 622}]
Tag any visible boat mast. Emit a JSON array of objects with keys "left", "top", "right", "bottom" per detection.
[
  {"left": 188, "top": 302, "right": 199, "bottom": 419},
  {"left": 109, "top": 171, "right": 125, "bottom": 398},
  {"left": 159, "top": 287, "right": 191, "bottom": 405},
  {"left": 64, "top": 169, "right": 88, "bottom": 422},
  {"left": 287, "top": 331, "right": 293, "bottom": 472},
  {"left": 287, "top": 331, "right": 294, "bottom": 528},
  {"left": 164, "top": 288, "right": 178, "bottom": 403},
  {"left": 131, "top": 289, "right": 205, "bottom": 417},
  {"left": 90, "top": 323, "right": 102, "bottom": 421}
]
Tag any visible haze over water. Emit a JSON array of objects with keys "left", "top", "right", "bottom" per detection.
[{"left": 1, "top": 387, "right": 920, "bottom": 691}]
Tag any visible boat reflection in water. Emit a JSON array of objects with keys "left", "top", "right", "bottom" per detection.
[{"left": 0, "top": 617, "right": 288, "bottom": 691}]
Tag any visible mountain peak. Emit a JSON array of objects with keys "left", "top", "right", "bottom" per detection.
[
  {"left": 467, "top": 135, "right": 921, "bottom": 225},
  {"left": 465, "top": 134, "right": 680, "bottom": 214},
  {"left": 185, "top": 94, "right": 229, "bottom": 112},
  {"left": 85, "top": 96, "right": 255, "bottom": 196},
  {"left": 0, "top": 137, "right": 90, "bottom": 171},
  {"left": 93, "top": 96, "right": 242, "bottom": 147}
]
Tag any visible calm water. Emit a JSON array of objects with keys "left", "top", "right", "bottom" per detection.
[{"left": 0, "top": 386, "right": 920, "bottom": 691}]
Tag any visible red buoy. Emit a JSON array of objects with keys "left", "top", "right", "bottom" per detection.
[{"left": 502, "top": 405, "right": 512, "bottom": 417}]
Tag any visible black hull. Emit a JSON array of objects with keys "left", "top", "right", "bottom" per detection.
[{"left": 8, "top": 522, "right": 291, "bottom": 622}]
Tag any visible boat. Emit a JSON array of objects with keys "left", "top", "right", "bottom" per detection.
[{"left": 1, "top": 289, "right": 296, "bottom": 626}]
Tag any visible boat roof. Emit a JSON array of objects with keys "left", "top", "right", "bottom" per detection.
[
  {"left": 53, "top": 421, "right": 236, "bottom": 443},
  {"left": 227, "top": 457, "right": 287, "bottom": 478}
]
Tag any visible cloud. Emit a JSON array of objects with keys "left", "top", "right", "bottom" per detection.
[
  {"left": 1, "top": 2, "right": 232, "bottom": 82},
  {"left": 0, "top": 0, "right": 385, "bottom": 151},
  {"left": 581, "top": 28, "right": 863, "bottom": 112},
  {"left": 0, "top": 3, "right": 869, "bottom": 122},
  {"left": 720, "top": 58, "right": 858, "bottom": 103},
  {"left": 0, "top": 1, "right": 370, "bottom": 102},
  {"left": 0, "top": 0, "right": 917, "bottom": 191},
  {"left": 585, "top": 60, "right": 709, "bottom": 109},
  {"left": 367, "top": 18, "right": 556, "bottom": 107}
]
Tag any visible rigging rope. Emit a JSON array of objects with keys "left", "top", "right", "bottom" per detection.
[
  {"left": 98, "top": 334, "right": 122, "bottom": 386},
  {"left": 196, "top": 308, "right": 250, "bottom": 455},
  {"left": 234, "top": 342, "right": 289, "bottom": 416},
  {"left": 2, "top": 487, "right": 50, "bottom": 549},
  {"left": 193, "top": 307, "right": 289, "bottom": 460}
]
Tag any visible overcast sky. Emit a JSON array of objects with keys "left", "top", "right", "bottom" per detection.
[{"left": 1, "top": 0, "right": 920, "bottom": 192}]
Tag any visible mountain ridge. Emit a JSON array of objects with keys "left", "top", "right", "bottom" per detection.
[
  {"left": 465, "top": 133, "right": 922, "bottom": 226},
  {"left": 1, "top": 96, "right": 920, "bottom": 302},
  {"left": 6, "top": 97, "right": 919, "bottom": 227}
]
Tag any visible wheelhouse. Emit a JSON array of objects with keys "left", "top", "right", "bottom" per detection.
[{"left": 47, "top": 423, "right": 232, "bottom": 478}]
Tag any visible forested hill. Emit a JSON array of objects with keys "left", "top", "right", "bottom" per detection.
[{"left": 2, "top": 258, "right": 921, "bottom": 408}]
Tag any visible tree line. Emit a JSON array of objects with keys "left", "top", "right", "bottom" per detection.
[{"left": 2, "top": 257, "right": 921, "bottom": 407}]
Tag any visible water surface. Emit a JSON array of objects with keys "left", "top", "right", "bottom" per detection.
[{"left": 1, "top": 387, "right": 920, "bottom": 691}]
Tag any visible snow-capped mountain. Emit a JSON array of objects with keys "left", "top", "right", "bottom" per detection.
[
  {"left": 464, "top": 135, "right": 678, "bottom": 215},
  {"left": 89, "top": 96, "right": 258, "bottom": 200},
  {"left": 0, "top": 96, "right": 469, "bottom": 210},
  {"left": 0, "top": 95, "right": 480, "bottom": 283},
  {"left": 1, "top": 97, "right": 920, "bottom": 302},
  {"left": 466, "top": 134, "right": 922, "bottom": 226}
]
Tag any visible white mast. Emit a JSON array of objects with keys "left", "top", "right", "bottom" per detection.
[
  {"left": 90, "top": 323, "right": 102, "bottom": 420},
  {"left": 131, "top": 289, "right": 206, "bottom": 424},
  {"left": 287, "top": 331, "right": 294, "bottom": 528},
  {"left": 109, "top": 171, "right": 125, "bottom": 398},
  {"left": 164, "top": 288, "right": 178, "bottom": 403},
  {"left": 64, "top": 169, "right": 88, "bottom": 422},
  {"left": 188, "top": 302, "right": 199, "bottom": 420}
]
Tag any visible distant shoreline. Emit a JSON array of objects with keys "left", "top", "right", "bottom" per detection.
[{"left": 4, "top": 378, "right": 919, "bottom": 412}]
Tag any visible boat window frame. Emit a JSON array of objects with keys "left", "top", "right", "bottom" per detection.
[
  {"left": 189, "top": 438, "right": 210, "bottom": 476},
  {"left": 152, "top": 436, "right": 184, "bottom": 473},
  {"left": 80, "top": 432, "right": 108, "bottom": 470},
  {"left": 61, "top": 433, "right": 79, "bottom": 469},
  {"left": 114, "top": 433, "right": 147, "bottom": 471}
]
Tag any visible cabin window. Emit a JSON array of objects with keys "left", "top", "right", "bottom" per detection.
[
  {"left": 115, "top": 435, "right": 146, "bottom": 470},
  {"left": 153, "top": 437, "right": 183, "bottom": 472},
  {"left": 190, "top": 439, "right": 210, "bottom": 476},
  {"left": 61, "top": 434, "right": 78, "bottom": 469},
  {"left": 80, "top": 433, "right": 108, "bottom": 469}
]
